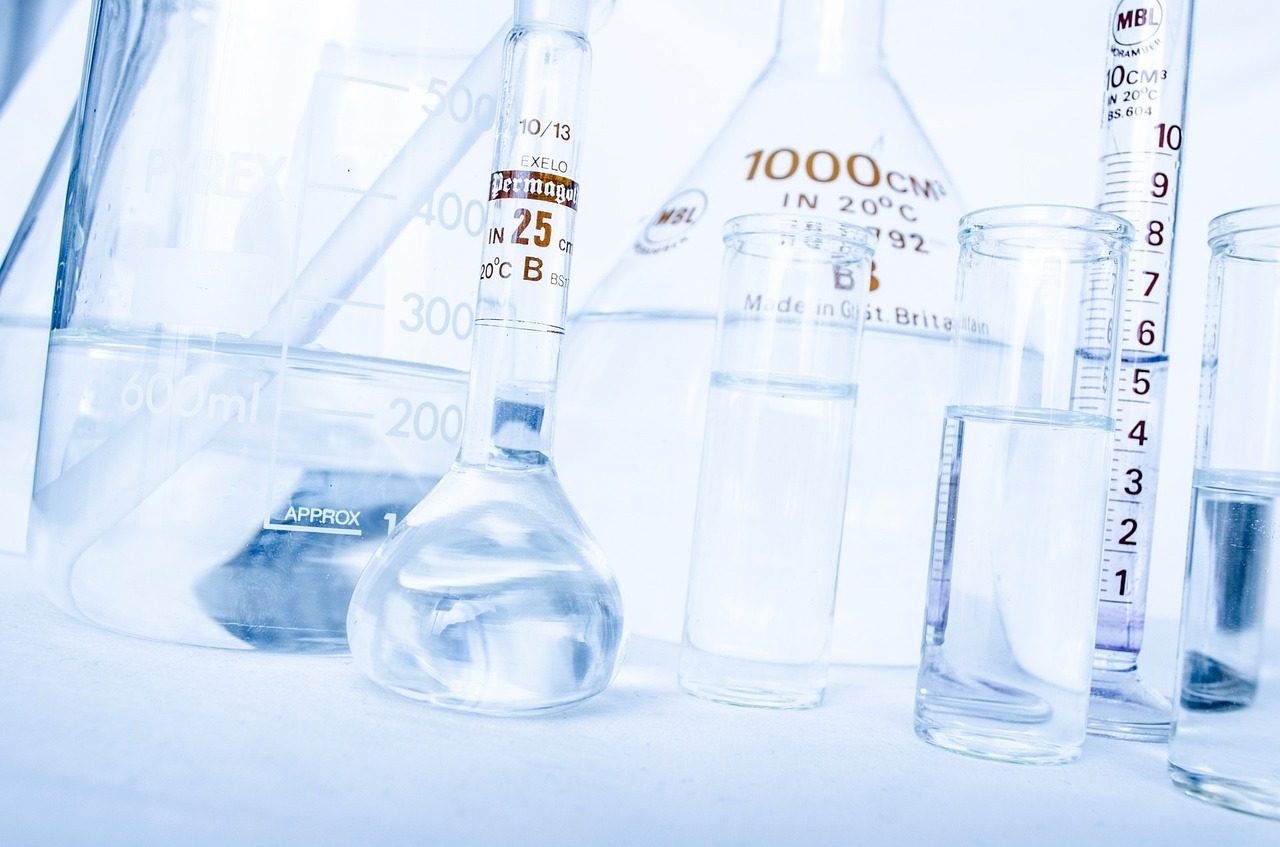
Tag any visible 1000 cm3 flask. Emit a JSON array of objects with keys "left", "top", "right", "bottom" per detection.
[
  {"left": 557, "top": 0, "right": 966, "bottom": 666},
  {"left": 28, "top": 0, "right": 512, "bottom": 650}
]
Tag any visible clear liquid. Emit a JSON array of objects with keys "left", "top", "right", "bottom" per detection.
[
  {"left": 1094, "top": 352, "right": 1171, "bottom": 656},
  {"left": 1169, "top": 470, "right": 1280, "bottom": 817},
  {"left": 679, "top": 373, "right": 856, "bottom": 708},
  {"left": 557, "top": 311, "right": 951, "bottom": 665},
  {"left": 347, "top": 464, "right": 625, "bottom": 714},
  {"left": 915, "top": 406, "right": 1112, "bottom": 763},
  {"left": 29, "top": 329, "right": 465, "bottom": 651}
]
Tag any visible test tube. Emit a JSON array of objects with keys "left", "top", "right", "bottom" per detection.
[
  {"left": 1168, "top": 205, "right": 1280, "bottom": 818},
  {"left": 678, "top": 213, "right": 875, "bottom": 710},
  {"left": 913, "top": 206, "right": 1133, "bottom": 764}
]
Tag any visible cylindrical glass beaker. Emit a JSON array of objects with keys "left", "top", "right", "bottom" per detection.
[
  {"left": 679, "top": 213, "right": 874, "bottom": 709},
  {"left": 28, "top": 0, "right": 510, "bottom": 651},
  {"left": 914, "top": 206, "right": 1133, "bottom": 764},
  {"left": 1168, "top": 205, "right": 1280, "bottom": 818}
]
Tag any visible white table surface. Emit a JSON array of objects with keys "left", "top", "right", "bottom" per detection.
[{"left": 1, "top": 552, "right": 1276, "bottom": 846}]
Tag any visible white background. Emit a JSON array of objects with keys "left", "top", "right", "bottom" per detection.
[{"left": 577, "top": 0, "right": 1280, "bottom": 627}]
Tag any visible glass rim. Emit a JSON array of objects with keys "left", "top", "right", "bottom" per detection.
[
  {"left": 1208, "top": 204, "right": 1280, "bottom": 247},
  {"left": 959, "top": 204, "right": 1135, "bottom": 243},
  {"left": 515, "top": 0, "right": 594, "bottom": 30},
  {"left": 723, "top": 212, "right": 877, "bottom": 254}
]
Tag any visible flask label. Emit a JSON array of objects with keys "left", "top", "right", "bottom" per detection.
[
  {"left": 627, "top": 145, "right": 960, "bottom": 337},
  {"left": 489, "top": 170, "right": 579, "bottom": 210}
]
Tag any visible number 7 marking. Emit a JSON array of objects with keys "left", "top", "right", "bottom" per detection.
[{"left": 1143, "top": 271, "right": 1160, "bottom": 297}]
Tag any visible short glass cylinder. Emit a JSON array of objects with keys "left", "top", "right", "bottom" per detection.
[
  {"left": 914, "top": 205, "right": 1133, "bottom": 764},
  {"left": 679, "top": 213, "right": 875, "bottom": 710},
  {"left": 1169, "top": 204, "right": 1280, "bottom": 818}
]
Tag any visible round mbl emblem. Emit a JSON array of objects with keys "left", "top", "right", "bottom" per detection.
[
  {"left": 640, "top": 188, "right": 708, "bottom": 249},
  {"left": 1112, "top": 0, "right": 1164, "bottom": 47}
]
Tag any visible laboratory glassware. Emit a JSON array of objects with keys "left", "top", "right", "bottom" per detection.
[
  {"left": 0, "top": 117, "right": 71, "bottom": 555},
  {"left": 914, "top": 205, "right": 1133, "bottom": 765},
  {"left": 679, "top": 213, "right": 874, "bottom": 710},
  {"left": 28, "top": 0, "right": 516, "bottom": 651},
  {"left": 347, "top": 0, "right": 624, "bottom": 715},
  {"left": 1168, "top": 205, "right": 1280, "bottom": 819},
  {"left": 0, "top": 0, "right": 87, "bottom": 553},
  {"left": 1088, "top": 0, "right": 1195, "bottom": 741},
  {"left": 557, "top": 0, "right": 966, "bottom": 666}
]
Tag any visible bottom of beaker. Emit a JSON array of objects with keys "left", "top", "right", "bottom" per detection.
[
  {"left": 373, "top": 680, "right": 605, "bottom": 717},
  {"left": 1087, "top": 665, "right": 1171, "bottom": 742},
  {"left": 1169, "top": 764, "right": 1280, "bottom": 820},
  {"left": 679, "top": 676, "right": 824, "bottom": 711},
  {"left": 914, "top": 720, "right": 1082, "bottom": 766},
  {"left": 678, "top": 647, "right": 826, "bottom": 710}
]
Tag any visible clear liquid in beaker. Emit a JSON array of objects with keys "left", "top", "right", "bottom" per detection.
[
  {"left": 1170, "top": 470, "right": 1280, "bottom": 816},
  {"left": 29, "top": 329, "right": 463, "bottom": 651},
  {"left": 679, "top": 371, "right": 856, "bottom": 709},
  {"left": 561, "top": 313, "right": 951, "bottom": 660},
  {"left": 916, "top": 406, "right": 1111, "bottom": 763}
]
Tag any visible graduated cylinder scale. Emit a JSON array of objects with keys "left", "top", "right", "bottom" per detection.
[{"left": 1089, "top": 0, "right": 1193, "bottom": 740}]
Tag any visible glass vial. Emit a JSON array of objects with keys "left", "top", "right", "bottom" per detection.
[
  {"left": 1168, "top": 205, "right": 1280, "bottom": 818},
  {"left": 679, "top": 213, "right": 874, "bottom": 709}
]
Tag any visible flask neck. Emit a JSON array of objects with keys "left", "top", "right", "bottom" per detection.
[
  {"left": 458, "top": 324, "right": 563, "bottom": 469},
  {"left": 455, "top": 12, "right": 589, "bottom": 471},
  {"left": 773, "top": 0, "right": 885, "bottom": 76},
  {"left": 515, "top": 0, "right": 591, "bottom": 32}
]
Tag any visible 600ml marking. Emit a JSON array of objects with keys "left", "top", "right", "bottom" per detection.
[{"left": 120, "top": 371, "right": 263, "bottom": 424}]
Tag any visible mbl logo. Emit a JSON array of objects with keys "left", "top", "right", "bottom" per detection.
[
  {"left": 640, "top": 188, "right": 707, "bottom": 250},
  {"left": 1113, "top": 0, "right": 1164, "bottom": 46}
]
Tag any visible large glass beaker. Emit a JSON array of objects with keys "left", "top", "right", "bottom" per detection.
[
  {"left": 29, "top": 0, "right": 511, "bottom": 651},
  {"left": 558, "top": 0, "right": 966, "bottom": 665}
]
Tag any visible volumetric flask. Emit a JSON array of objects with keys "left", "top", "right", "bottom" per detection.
[
  {"left": 348, "top": 0, "right": 624, "bottom": 714},
  {"left": 914, "top": 206, "right": 1132, "bottom": 765},
  {"left": 558, "top": 0, "right": 966, "bottom": 665},
  {"left": 29, "top": 0, "right": 512, "bottom": 651},
  {"left": 679, "top": 213, "right": 873, "bottom": 710},
  {"left": 1169, "top": 206, "right": 1280, "bottom": 818}
]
